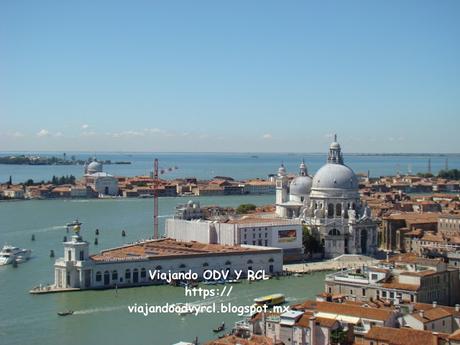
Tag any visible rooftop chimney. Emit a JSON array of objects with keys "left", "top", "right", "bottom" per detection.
[
  {"left": 455, "top": 304, "right": 460, "bottom": 312},
  {"left": 419, "top": 310, "right": 425, "bottom": 319},
  {"left": 432, "top": 301, "right": 437, "bottom": 308}
]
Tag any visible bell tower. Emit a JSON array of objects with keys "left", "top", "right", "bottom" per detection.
[{"left": 275, "top": 163, "right": 289, "bottom": 217}]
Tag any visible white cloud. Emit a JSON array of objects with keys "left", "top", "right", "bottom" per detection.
[
  {"left": 262, "top": 133, "right": 273, "bottom": 140},
  {"left": 144, "top": 128, "right": 162, "bottom": 133},
  {"left": 81, "top": 131, "right": 97, "bottom": 137},
  {"left": 54, "top": 131, "right": 64, "bottom": 137},
  {"left": 7, "top": 131, "right": 25, "bottom": 138},
  {"left": 110, "top": 130, "right": 145, "bottom": 138},
  {"left": 37, "top": 129, "right": 50, "bottom": 137},
  {"left": 81, "top": 124, "right": 89, "bottom": 129}
]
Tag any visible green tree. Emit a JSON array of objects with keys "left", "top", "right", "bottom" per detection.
[
  {"left": 236, "top": 204, "right": 257, "bottom": 214},
  {"left": 302, "top": 225, "right": 322, "bottom": 256},
  {"left": 438, "top": 169, "right": 460, "bottom": 180},
  {"left": 331, "top": 327, "right": 348, "bottom": 344}
]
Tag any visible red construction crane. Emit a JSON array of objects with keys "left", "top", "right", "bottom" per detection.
[{"left": 152, "top": 158, "right": 179, "bottom": 239}]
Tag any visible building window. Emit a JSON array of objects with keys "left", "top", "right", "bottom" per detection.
[
  {"left": 96, "top": 271, "right": 102, "bottom": 282},
  {"left": 155, "top": 265, "right": 162, "bottom": 270},
  {"left": 125, "top": 269, "right": 131, "bottom": 280},
  {"left": 247, "top": 260, "right": 253, "bottom": 264},
  {"left": 68, "top": 250, "right": 72, "bottom": 261},
  {"left": 265, "top": 233, "right": 268, "bottom": 238},
  {"left": 112, "top": 271, "right": 118, "bottom": 281},
  {"left": 79, "top": 250, "right": 84, "bottom": 261},
  {"left": 265, "top": 240, "right": 268, "bottom": 246},
  {"left": 362, "top": 289, "right": 366, "bottom": 296},
  {"left": 203, "top": 262, "right": 209, "bottom": 267},
  {"left": 140, "top": 268, "right": 146, "bottom": 278}
]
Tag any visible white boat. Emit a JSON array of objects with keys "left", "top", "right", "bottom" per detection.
[{"left": 0, "top": 245, "right": 32, "bottom": 265}]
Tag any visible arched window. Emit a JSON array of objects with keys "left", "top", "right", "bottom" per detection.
[
  {"left": 247, "top": 259, "right": 253, "bottom": 264},
  {"left": 225, "top": 261, "right": 231, "bottom": 265},
  {"left": 104, "top": 271, "right": 110, "bottom": 285},
  {"left": 125, "top": 269, "right": 131, "bottom": 280},
  {"left": 268, "top": 258, "right": 274, "bottom": 263},
  {"left": 112, "top": 270, "right": 118, "bottom": 281},
  {"left": 155, "top": 265, "right": 162, "bottom": 270},
  {"left": 202, "top": 262, "right": 209, "bottom": 267},
  {"left": 140, "top": 268, "right": 146, "bottom": 278},
  {"left": 96, "top": 271, "right": 102, "bottom": 282},
  {"left": 336, "top": 203, "right": 342, "bottom": 217},
  {"left": 327, "top": 203, "right": 334, "bottom": 218},
  {"left": 328, "top": 228, "right": 340, "bottom": 236},
  {"left": 179, "top": 264, "right": 186, "bottom": 268}
]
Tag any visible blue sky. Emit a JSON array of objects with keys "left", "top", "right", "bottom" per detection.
[{"left": 1, "top": 0, "right": 459, "bottom": 152}]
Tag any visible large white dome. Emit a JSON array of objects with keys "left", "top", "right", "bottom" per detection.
[
  {"left": 290, "top": 175, "right": 313, "bottom": 196},
  {"left": 312, "top": 163, "right": 358, "bottom": 190},
  {"left": 87, "top": 161, "right": 103, "bottom": 174}
]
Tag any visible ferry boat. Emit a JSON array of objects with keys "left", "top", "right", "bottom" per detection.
[
  {"left": 254, "top": 293, "right": 285, "bottom": 307},
  {"left": 0, "top": 245, "right": 32, "bottom": 265}
]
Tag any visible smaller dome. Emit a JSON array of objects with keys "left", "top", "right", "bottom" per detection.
[
  {"left": 278, "top": 164, "right": 286, "bottom": 176},
  {"left": 290, "top": 175, "right": 313, "bottom": 196},
  {"left": 87, "top": 161, "right": 103, "bottom": 174},
  {"left": 330, "top": 141, "right": 340, "bottom": 149}
]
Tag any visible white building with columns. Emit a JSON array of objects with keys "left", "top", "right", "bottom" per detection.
[{"left": 275, "top": 136, "right": 378, "bottom": 258}]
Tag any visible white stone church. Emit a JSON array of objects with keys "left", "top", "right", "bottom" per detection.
[{"left": 275, "top": 136, "right": 378, "bottom": 258}]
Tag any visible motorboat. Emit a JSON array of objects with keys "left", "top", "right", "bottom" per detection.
[
  {"left": 254, "top": 293, "right": 285, "bottom": 307},
  {"left": 57, "top": 310, "right": 74, "bottom": 316},
  {"left": 0, "top": 245, "right": 32, "bottom": 265}
]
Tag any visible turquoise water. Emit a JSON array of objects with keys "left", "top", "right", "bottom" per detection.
[
  {"left": 1, "top": 152, "right": 459, "bottom": 183},
  {"left": 0, "top": 196, "right": 327, "bottom": 345}
]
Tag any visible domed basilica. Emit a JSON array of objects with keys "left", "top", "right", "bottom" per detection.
[{"left": 275, "top": 135, "right": 378, "bottom": 258}]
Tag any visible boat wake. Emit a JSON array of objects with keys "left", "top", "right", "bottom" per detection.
[{"left": 73, "top": 305, "right": 126, "bottom": 315}]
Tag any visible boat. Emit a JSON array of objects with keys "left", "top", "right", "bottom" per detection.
[
  {"left": 213, "top": 322, "right": 225, "bottom": 333},
  {"left": 174, "top": 303, "right": 192, "bottom": 316},
  {"left": 0, "top": 245, "right": 32, "bottom": 265},
  {"left": 254, "top": 293, "right": 285, "bottom": 307},
  {"left": 227, "top": 279, "right": 242, "bottom": 284},
  {"left": 57, "top": 310, "right": 74, "bottom": 316}
]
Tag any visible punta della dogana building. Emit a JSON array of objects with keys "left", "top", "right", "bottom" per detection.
[{"left": 32, "top": 223, "right": 282, "bottom": 293}]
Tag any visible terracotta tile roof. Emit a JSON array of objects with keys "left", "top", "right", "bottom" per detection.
[
  {"left": 411, "top": 308, "right": 452, "bottom": 323},
  {"left": 294, "top": 312, "right": 315, "bottom": 327},
  {"left": 291, "top": 300, "right": 393, "bottom": 321},
  {"left": 364, "top": 326, "right": 448, "bottom": 345},
  {"left": 91, "top": 238, "right": 279, "bottom": 262},
  {"left": 204, "top": 335, "right": 274, "bottom": 345},
  {"left": 449, "top": 329, "right": 460, "bottom": 341},
  {"left": 315, "top": 317, "right": 339, "bottom": 328},
  {"left": 381, "top": 276, "right": 420, "bottom": 291},
  {"left": 413, "top": 303, "right": 460, "bottom": 317}
]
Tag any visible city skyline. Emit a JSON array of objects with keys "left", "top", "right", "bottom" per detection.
[{"left": 1, "top": 0, "right": 459, "bottom": 153}]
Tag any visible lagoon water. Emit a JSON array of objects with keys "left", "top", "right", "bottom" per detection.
[
  {"left": 1, "top": 152, "right": 459, "bottom": 183},
  {"left": 0, "top": 195, "right": 327, "bottom": 345}
]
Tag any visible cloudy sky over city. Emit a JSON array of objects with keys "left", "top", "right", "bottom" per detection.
[{"left": 1, "top": 1, "right": 459, "bottom": 152}]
